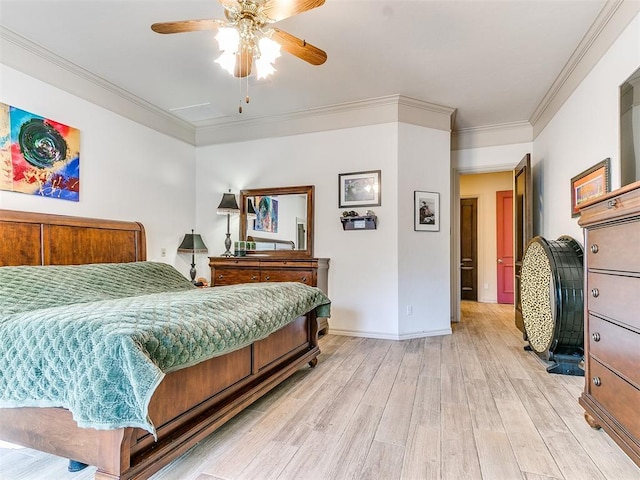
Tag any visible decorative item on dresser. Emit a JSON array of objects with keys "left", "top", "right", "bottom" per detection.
[
  {"left": 578, "top": 180, "right": 640, "bottom": 467},
  {"left": 217, "top": 189, "right": 240, "bottom": 257},
  {"left": 210, "top": 256, "right": 330, "bottom": 335},
  {"left": 177, "top": 229, "right": 208, "bottom": 283}
]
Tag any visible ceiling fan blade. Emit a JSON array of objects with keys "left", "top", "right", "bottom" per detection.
[
  {"left": 271, "top": 29, "right": 327, "bottom": 66},
  {"left": 263, "top": 0, "right": 325, "bottom": 22},
  {"left": 234, "top": 46, "right": 253, "bottom": 78},
  {"left": 151, "top": 19, "right": 223, "bottom": 34}
]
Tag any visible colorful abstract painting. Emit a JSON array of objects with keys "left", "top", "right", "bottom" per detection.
[
  {"left": 254, "top": 196, "right": 278, "bottom": 233},
  {"left": 0, "top": 103, "right": 80, "bottom": 201}
]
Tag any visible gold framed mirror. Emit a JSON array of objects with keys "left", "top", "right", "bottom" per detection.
[{"left": 239, "top": 185, "right": 314, "bottom": 258}]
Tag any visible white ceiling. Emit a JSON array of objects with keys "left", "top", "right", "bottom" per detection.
[{"left": 0, "top": 0, "right": 616, "bottom": 134}]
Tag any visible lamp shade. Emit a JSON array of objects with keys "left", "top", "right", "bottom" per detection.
[
  {"left": 177, "top": 231, "right": 208, "bottom": 253},
  {"left": 217, "top": 191, "right": 240, "bottom": 215}
]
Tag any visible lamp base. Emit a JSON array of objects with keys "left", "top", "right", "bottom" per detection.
[{"left": 222, "top": 231, "right": 233, "bottom": 257}]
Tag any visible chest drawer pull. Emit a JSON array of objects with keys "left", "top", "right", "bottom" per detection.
[
  {"left": 265, "top": 275, "right": 270, "bottom": 281},
  {"left": 607, "top": 198, "right": 618, "bottom": 209},
  {"left": 591, "top": 288, "right": 599, "bottom": 298},
  {"left": 592, "top": 376, "right": 601, "bottom": 387},
  {"left": 301, "top": 277, "right": 308, "bottom": 283},
  {"left": 218, "top": 274, "right": 224, "bottom": 279},
  {"left": 590, "top": 244, "right": 599, "bottom": 254},
  {"left": 591, "top": 332, "right": 600, "bottom": 342}
]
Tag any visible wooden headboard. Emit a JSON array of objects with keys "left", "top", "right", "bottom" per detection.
[{"left": 0, "top": 209, "right": 146, "bottom": 266}]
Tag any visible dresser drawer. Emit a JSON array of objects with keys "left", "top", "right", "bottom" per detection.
[
  {"left": 587, "top": 221, "right": 640, "bottom": 273},
  {"left": 589, "top": 315, "right": 640, "bottom": 386},
  {"left": 587, "top": 273, "right": 640, "bottom": 329},
  {"left": 589, "top": 360, "right": 640, "bottom": 441},
  {"left": 261, "top": 269, "right": 313, "bottom": 284},
  {"left": 212, "top": 268, "right": 260, "bottom": 286},
  {"left": 262, "top": 260, "right": 314, "bottom": 268}
]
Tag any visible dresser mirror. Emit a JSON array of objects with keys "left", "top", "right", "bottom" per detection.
[
  {"left": 239, "top": 185, "right": 314, "bottom": 258},
  {"left": 620, "top": 66, "right": 640, "bottom": 185}
]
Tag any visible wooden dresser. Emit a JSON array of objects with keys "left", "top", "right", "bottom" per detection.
[
  {"left": 209, "top": 256, "right": 330, "bottom": 335},
  {"left": 578, "top": 180, "right": 640, "bottom": 467}
]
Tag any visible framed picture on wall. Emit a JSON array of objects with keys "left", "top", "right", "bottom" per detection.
[
  {"left": 414, "top": 191, "right": 439, "bottom": 231},
  {"left": 338, "top": 170, "right": 381, "bottom": 208},
  {"left": 570, "top": 158, "right": 611, "bottom": 217}
]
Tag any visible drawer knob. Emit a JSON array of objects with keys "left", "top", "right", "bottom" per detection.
[
  {"left": 607, "top": 198, "right": 618, "bottom": 209},
  {"left": 591, "top": 288, "right": 599, "bottom": 298},
  {"left": 218, "top": 274, "right": 224, "bottom": 279},
  {"left": 592, "top": 376, "right": 601, "bottom": 387},
  {"left": 590, "top": 244, "right": 599, "bottom": 254},
  {"left": 301, "top": 277, "right": 307, "bottom": 283},
  {"left": 265, "top": 275, "right": 270, "bottom": 281},
  {"left": 591, "top": 332, "right": 600, "bottom": 342},
  {"left": 251, "top": 275, "right": 257, "bottom": 280}
]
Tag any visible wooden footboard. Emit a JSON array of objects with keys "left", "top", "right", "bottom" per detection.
[{"left": 0, "top": 312, "right": 320, "bottom": 480}]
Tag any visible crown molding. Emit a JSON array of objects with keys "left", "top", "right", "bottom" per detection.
[
  {"left": 195, "top": 95, "right": 455, "bottom": 146},
  {"left": 0, "top": 26, "right": 196, "bottom": 145},
  {"left": 452, "top": 121, "right": 533, "bottom": 151},
  {"left": 530, "top": 0, "right": 640, "bottom": 138}
]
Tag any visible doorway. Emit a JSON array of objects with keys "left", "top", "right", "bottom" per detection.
[{"left": 460, "top": 198, "right": 478, "bottom": 301}]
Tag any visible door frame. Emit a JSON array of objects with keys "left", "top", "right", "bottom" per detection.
[{"left": 451, "top": 164, "right": 519, "bottom": 322}]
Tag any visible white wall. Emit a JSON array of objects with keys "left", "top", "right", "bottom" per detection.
[
  {"left": 196, "top": 123, "right": 400, "bottom": 337},
  {"left": 397, "top": 123, "right": 452, "bottom": 337},
  {"left": 196, "top": 121, "right": 452, "bottom": 339},
  {"left": 452, "top": 142, "right": 532, "bottom": 173},
  {"left": 0, "top": 64, "right": 196, "bottom": 277},
  {"left": 533, "top": 12, "right": 640, "bottom": 242}
]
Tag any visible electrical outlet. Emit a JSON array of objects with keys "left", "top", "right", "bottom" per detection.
[
  {"left": 484, "top": 283, "right": 489, "bottom": 289},
  {"left": 406, "top": 305, "right": 413, "bottom": 315},
  {"left": 161, "top": 248, "right": 166, "bottom": 257}
]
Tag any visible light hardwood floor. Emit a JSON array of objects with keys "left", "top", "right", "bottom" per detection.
[{"left": 2, "top": 302, "right": 640, "bottom": 480}]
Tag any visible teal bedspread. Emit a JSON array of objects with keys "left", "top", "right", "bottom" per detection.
[{"left": 0, "top": 262, "right": 330, "bottom": 434}]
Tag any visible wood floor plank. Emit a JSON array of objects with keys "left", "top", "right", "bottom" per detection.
[
  {"left": 410, "top": 374, "right": 441, "bottom": 428},
  {"left": 440, "top": 362, "right": 467, "bottom": 404},
  {"left": 374, "top": 380, "right": 417, "bottom": 446},
  {"left": 401, "top": 423, "right": 441, "bottom": 480},
  {"left": 361, "top": 341, "right": 407, "bottom": 408},
  {"left": 494, "top": 399, "right": 563, "bottom": 478},
  {"left": 325, "top": 403, "right": 384, "bottom": 480},
  {"left": 235, "top": 440, "right": 299, "bottom": 480},
  {"left": 465, "top": 377, "right": 505, "bottom": 432},
  {"left": 358, "top": 440, "right": 404, "bottom": 480},
  {"left": 474, "top": 430, "right": 524, "bottom": 480},
  {"left": 541, "top": 429, "right": 607, "bottom": 480},
  {"left": 441, "top": 403, "right": 482, "bottom": 479}
]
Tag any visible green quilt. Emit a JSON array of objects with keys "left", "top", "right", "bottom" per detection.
[{"left": 0, "top": 262, "right": 331, "bottom": 434}]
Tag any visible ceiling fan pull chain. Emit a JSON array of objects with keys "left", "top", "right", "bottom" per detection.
[
  {"left": 238, "top": 68, "right": 243, "bottom": 113},
  {"left": 245, "top": 53, "right": 250, "bottom": 104}
]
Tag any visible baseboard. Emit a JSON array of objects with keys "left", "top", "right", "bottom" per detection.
[{"left": 329, "top": 327, "right": 452, "bottom": 340}]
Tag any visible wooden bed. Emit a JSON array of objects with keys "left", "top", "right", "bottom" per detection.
[{"left": 0, "top": 209, "right": 321, "bottom": 480}]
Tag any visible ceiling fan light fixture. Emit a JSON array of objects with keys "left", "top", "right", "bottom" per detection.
[
  {"left": 256, "top": 37, "right": 281, "bottom": 79},
  {"left": 215, "top": 27, "right": 240, "bottom": 75}
]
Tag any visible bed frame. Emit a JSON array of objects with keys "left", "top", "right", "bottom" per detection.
[{"left": 0, "top": 209, "right": 320, "bottom": 479}]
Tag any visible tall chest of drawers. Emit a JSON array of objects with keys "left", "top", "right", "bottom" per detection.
[
  {"left": 578, "top": 180, "right": 640, "bottom": 467},
  {"left": 209, "top": 256, "right": 330, "bottom": 335}
]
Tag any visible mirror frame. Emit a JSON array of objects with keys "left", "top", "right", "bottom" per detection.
[{"left": 240, "top": 185, "right": 314, "bottom": 258}]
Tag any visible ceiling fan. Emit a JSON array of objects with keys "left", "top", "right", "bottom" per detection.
[{"left": 151, "top": 0, "right": 327, "bottom": 79}]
